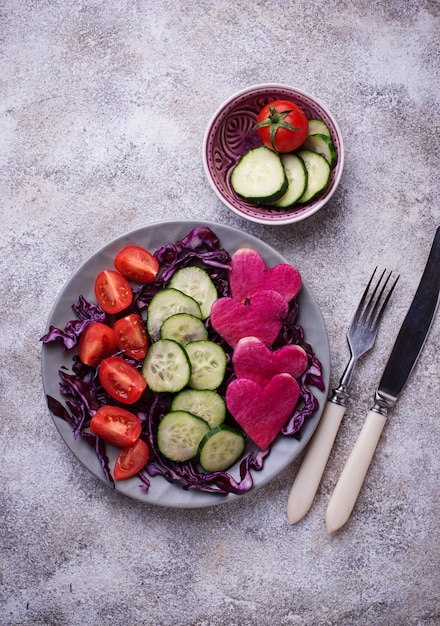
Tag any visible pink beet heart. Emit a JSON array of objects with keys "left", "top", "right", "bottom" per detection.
[
  {"left": 226, "top": 373, "right": 301, "bottom": 449},
  {"left": 229, "top": 248, "right": 301, "bottom": 303},
  {"left": 233, "top": 336, "right": 308, "bottom": 386},
  {"left": 210, "top": 290, "right": 288, "bottom": 348}
]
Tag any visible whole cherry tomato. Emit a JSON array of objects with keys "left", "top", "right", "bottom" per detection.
[{"left": 255, "top": 100, "right": 309, "bottom": 153}]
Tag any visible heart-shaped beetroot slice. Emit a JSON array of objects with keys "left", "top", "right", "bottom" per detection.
[
  {"left": 226, "top": 373, "right": 301, "bottom": 450},
  {"left": 233, "top": 336, "right": 308, "bottom": 387},
  {"left": 210, "top": 290, "right": 288, "bottom": 348},
  {"left": 229, "top": 248, "right": 301, "bottom": 303}
]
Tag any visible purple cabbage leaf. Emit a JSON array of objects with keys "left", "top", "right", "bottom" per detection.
[{"left": 41, "top": 296, "right": 107, "bottom": 349}]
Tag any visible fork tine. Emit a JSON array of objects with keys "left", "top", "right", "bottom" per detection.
[
  {"left": 360, "top": 268, "right": 388, "bottom": 325},
  {"left": 351, "top": 267, "right": 399, "bottom": 331},
  {"left": 368, "top": 272, "right": 399, "bottom": 329},
  {"left": 351, "top": 267, "right": 380, "bottom": 324}
]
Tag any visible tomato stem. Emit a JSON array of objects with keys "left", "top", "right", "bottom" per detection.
[{"left": 254, "top": 105, "right": 299, "bottom": 151}]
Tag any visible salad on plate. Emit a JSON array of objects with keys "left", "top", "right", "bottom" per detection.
[{"left": 41, "top": 224, "right": 326, "bottom": 503}]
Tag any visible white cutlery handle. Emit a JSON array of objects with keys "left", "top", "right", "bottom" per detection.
[
  {"left": 326, "top": 410, "right": 387, "bottom": 533},
  {"left": 287, "top": 400, "right": 346, "bottom": 524}
]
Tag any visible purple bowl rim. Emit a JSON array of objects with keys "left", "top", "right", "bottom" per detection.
[{"left": 202, "top": 83, "right": 345, "bottom": 226}]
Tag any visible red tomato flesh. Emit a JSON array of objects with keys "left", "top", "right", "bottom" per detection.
[
  {"left": 78, "top": 322, "right": 117, "bottom": 368},
  {"left": 99, "top": 356, "right": 147, "bottom": 404},
  {"left": 114, "top": 245, "right": 159, "bottom": 284},
  {"left": 90, "top": 405, "right": 142, "bottom": 447},
  {"left": 113, "top": 314, "right": 149, "bottom": 360},
  {"left": 255, "top": 99, "right": 309, "bottom": 153},
  {"left": 114, "top": 438, "right": 150, "bottom": 480},
  {"left": 95, "top": 270, "right": 133, "bottom": 314}
]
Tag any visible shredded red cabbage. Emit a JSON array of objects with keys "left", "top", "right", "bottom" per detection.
[
  {"left": 41, "top": 296, "right": 107, "bottom": 350},
  {"left": 42, "top": 226, "right": 324, "bottom": 496}
]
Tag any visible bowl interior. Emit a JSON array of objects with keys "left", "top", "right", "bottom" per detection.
[{"left": 203, "top": 85, "right": 344, "bottom": 225}]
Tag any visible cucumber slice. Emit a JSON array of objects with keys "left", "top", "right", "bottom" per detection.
[
  {"left": 307, "top": 118, "right": 331, "bottom": 138},
  {"left": 185, "top": 340, "right": 227, "bottom": 390},
  {"left": 302, "top": 133, "right": 337, "bottom": 168},
  {"left": 230, "top": 146, "right": 288, "bottom": 203},
  {"left": 270, "top": 153, "right": 308, "bottom": 208},
  {"left": 296, "top": 149, "right": 331, "bottom": 204},
  {"left": 147, "top": 287, "right": 202, "bottom": 341},
  {"left": 142, "top": 339, "right": 190, "bottom": 393},
  {"left": 171, "top": 389, "right": 226, "bottom": 428},
  {"left": 157, "top": 410, "right": 210, "bottom": 462},
  {"left": 169, "top": 267, "right": 218, "bottom": 319},
  {"left": 160, "top": 313, "right": 208, "bottom": 345},
  {"left": 198, "top": 425, "right": 246, "bottom": 472}
]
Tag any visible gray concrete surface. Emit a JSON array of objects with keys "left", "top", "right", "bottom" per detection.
[{"left": 1, "top": 1, "right": 439, "bottom": 625}]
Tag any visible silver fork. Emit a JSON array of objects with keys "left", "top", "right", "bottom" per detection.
[{"left": 287, "top": 268, "right": 399, "bottom": 524}]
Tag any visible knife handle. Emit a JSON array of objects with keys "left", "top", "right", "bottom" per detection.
[
  {"left": 325, "top": 410, "right": 387, "bottom": 533},
  {"left": 287, "top": 400, "right": 346, "bottom": 524}
]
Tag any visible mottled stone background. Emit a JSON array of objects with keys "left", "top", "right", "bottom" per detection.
[{"left": 1, "top": 1, "right": 439, "bottom": 625}]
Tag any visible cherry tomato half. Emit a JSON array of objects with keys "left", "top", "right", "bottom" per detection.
[
  {"left": 113, "top": 313, "right": 149, "bottom": 361},
  {"left": 99, "top": 356, "right": 147, "bottom": 404},
  {"left": 78, "top": 322, "right": 118, "bottom": 368},
  {"left": 255, "top": 100, "right": 309, "bottom": 153},
  {"left": 94, "top": 270, "right": 133, "bottom": 314},
  {"left": 90, "top": 405, "right": 142, "bottom": 447},
  {"left": 114, "top": 438, "right": 150, "bottom": 480},
  {"left": 114, "top": 245, "right": 159, "bottom": 284}
]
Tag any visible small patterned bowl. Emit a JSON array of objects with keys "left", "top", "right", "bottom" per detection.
[{"left": 202, "top": 84, "right": 344, "bottom": 226}]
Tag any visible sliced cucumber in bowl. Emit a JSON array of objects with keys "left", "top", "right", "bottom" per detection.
[
  {"left": 302, "top": 133, "right": 337, "bottom": 168},
  {"left": 296, "top": 149, "right": 331, "bottom": 204},
  {"left": 270, "top": 153, "right": 307, "bottom": 208},
  {"left": 307, "top": 118, "right": 332, "bottom": 138},
  {"left": 230, "top": 146, "right": 288, "bottom": 203}
]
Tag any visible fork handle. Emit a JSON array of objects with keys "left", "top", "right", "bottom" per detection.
[
  {"left": 325, "top": 410, "right": 387, "bottom": 533},
  {"left": 287, "top": 400, "right": 346, "bottom": 524}
]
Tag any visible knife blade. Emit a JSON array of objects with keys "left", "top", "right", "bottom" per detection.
[{"left": 326, "top": 226, "right": 440, "bottom": 533}]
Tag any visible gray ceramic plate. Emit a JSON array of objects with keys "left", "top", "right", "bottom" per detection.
[{"left": 41, "top": 220, "right": 330, "bottom": 508}]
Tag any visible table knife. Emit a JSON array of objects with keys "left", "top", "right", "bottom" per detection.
[{"left": 326, "top": 226, "right": 440, "bottom": 533}]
